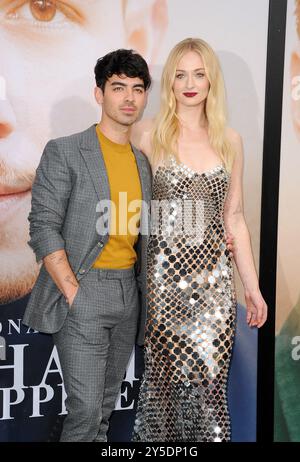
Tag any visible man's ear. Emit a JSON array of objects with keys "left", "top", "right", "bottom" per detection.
[
  {"left": 94, "top": 86, "right": 104, "bottom": 105},
  {"left": 123, "top": 0, "right": 168, "bottom": 67},
  {"left": 291, "top": 51, "right": 300, "bottom": 139}
]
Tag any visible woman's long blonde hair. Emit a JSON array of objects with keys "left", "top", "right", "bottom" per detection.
[{"left": 151, "top": 38, "right": 236, "bottom": 172}]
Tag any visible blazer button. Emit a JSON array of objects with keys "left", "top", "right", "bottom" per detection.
[
  {"left": 97, "top": 241, "right": 103, "bottom": 248},
  {"left": 79, "top": 268, "right": 86, "bottom": 274}
]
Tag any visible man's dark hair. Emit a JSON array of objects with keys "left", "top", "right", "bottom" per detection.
[{"left": 94, "top": 49, "right": 151, "bottom": 92}]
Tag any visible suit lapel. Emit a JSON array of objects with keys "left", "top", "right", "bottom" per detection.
[
  {"left": 79, "top": 124, "right": 110, "bottom": 203},
  {"left": 131, "top": 144, "right": 151, "bottom": 236},
  {"left": 131, "top": 145, "right": 148, "bottom": 201}
]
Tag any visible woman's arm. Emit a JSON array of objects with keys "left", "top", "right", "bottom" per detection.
[
  {"left": 130, "top": 118, "right": 154, "bottom": 159},
  {"left": 224, "top": 129, "right": 268, "bottom": 328}
]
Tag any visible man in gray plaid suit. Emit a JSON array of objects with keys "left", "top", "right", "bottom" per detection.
[{"left": 23, "top": 49, "right": 152, "bottom": 442}]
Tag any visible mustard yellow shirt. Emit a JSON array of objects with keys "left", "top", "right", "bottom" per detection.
[{"left": 93, "top": 126, "right": 142, "bottom": 269}]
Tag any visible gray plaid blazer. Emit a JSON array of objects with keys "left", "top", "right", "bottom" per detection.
[{"left": 23, "top": 124, "right": 152, "bottom": 346}]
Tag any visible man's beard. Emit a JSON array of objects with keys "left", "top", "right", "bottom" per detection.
[
  {"left": 0, "top": 212, "right": 40, "bottom": 305},
  {"left": 0, "top": 244, "right": 40, "bottom": 305}
]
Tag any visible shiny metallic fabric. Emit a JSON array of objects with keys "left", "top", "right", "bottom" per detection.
[{"left": 132, "top": 157, "right": 237, "bottom": 442}]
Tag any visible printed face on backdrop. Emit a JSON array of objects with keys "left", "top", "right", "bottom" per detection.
[
  {"left": 0, "top": 0, "right": 168, "bottom": 304},
  {"left": 291, "top": 0, "right": 300, "bottom": 140}
]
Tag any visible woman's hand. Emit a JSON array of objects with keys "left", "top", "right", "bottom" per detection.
[
  {"left": 226, "top": 233, "right": 234, "bottom": 258},
  {"left": 245, "top": 290, "right": 268, "bottom": 328}
]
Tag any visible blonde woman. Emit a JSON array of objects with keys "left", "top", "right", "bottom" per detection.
[{"left": 131, "top": 38, "right": 268, "bottom": 442}]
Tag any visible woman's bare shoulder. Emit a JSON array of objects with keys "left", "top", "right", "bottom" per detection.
[
  {"left": 131, "top": 118, "right": 155, "bottom": 158},
  {"left": 226, "top": 126, "right": 242, "bottom": 145},
  {"left": 226, "top": 126, "right": 244, "bottom": 161}
]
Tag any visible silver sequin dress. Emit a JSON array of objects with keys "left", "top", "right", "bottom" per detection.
[{"left": 132, "top": 157, "right": 237, "bottom": 442}]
